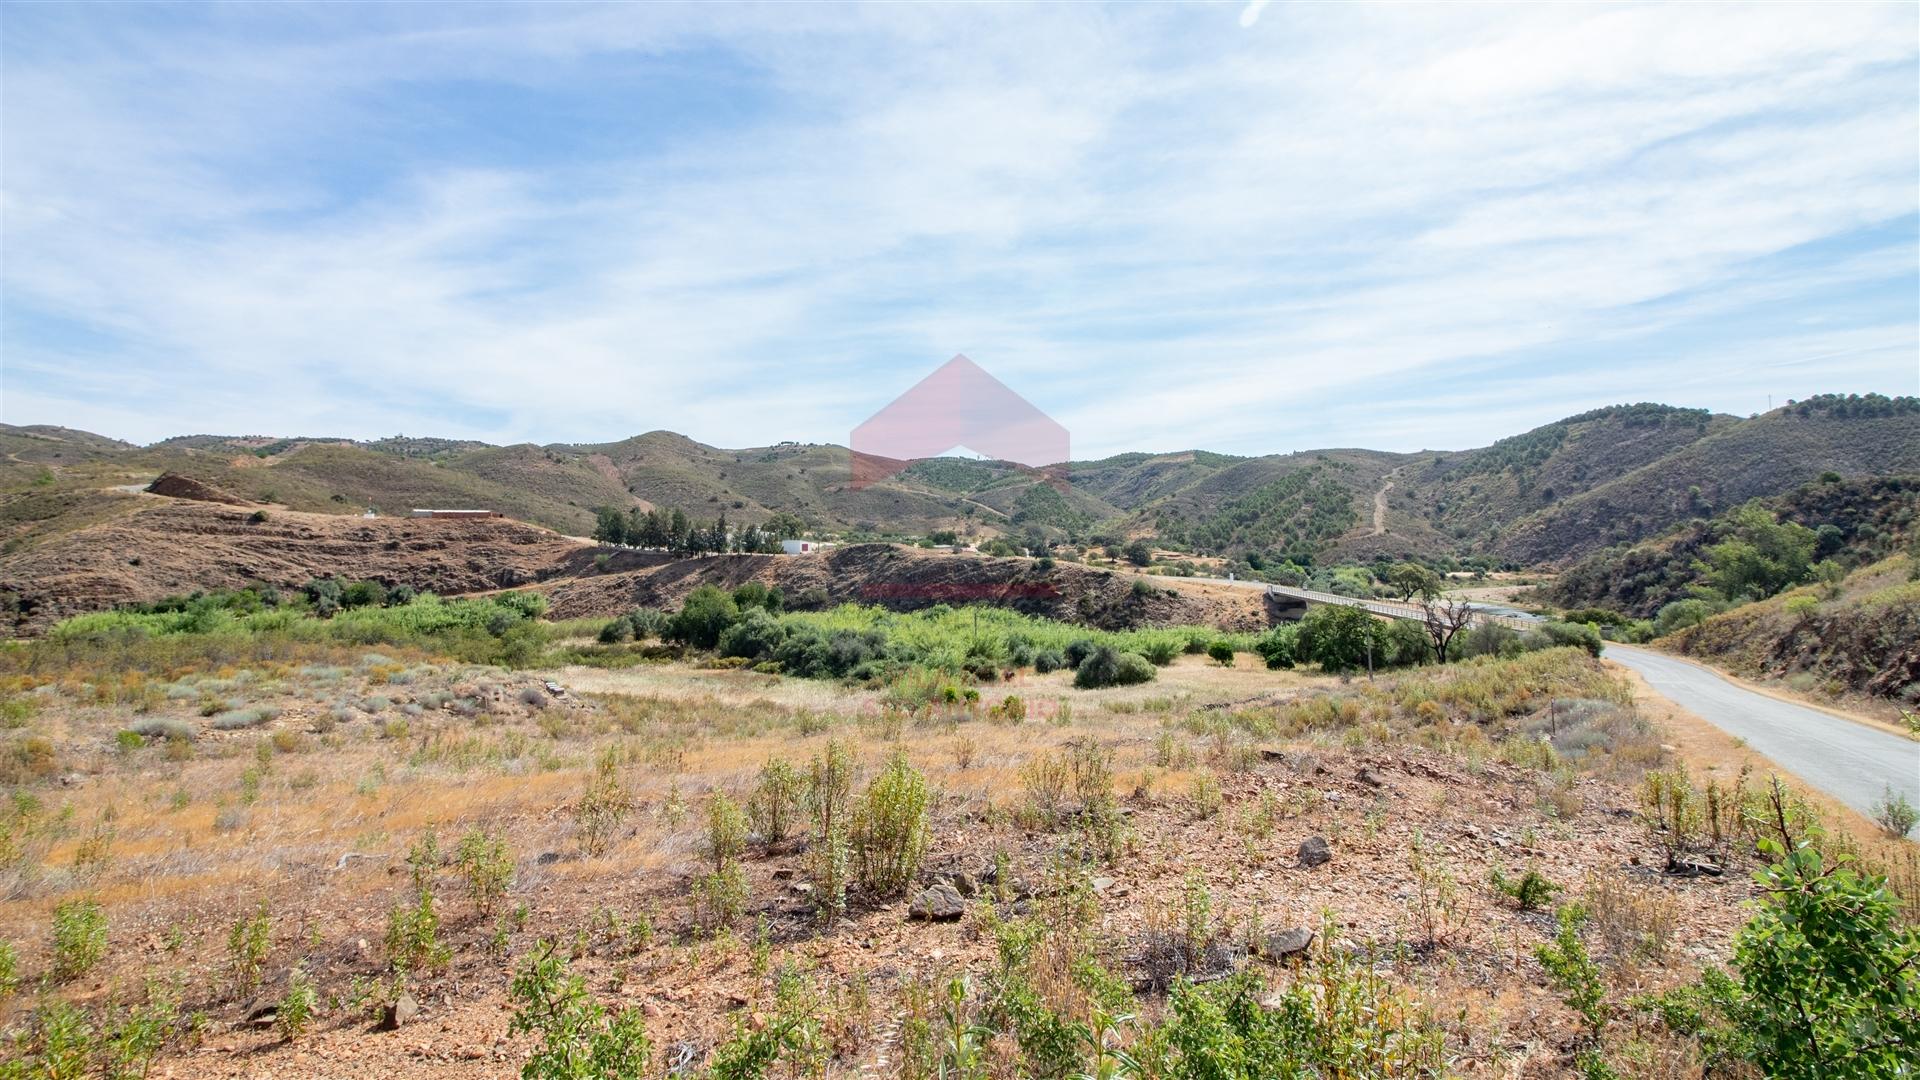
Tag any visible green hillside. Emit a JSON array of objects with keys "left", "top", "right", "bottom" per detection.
[
  {"left": 1548, "top": 475, "right": 1920, "bottom": 618},
  {"left": 1494, "top": 395, "right": 1920, "bottom": 564},
  {"left": 3, "top": 394, "right": 1912, "bottom": 566}
]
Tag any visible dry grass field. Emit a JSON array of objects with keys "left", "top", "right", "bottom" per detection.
[{"left": 11, "top": 613, "right": 1910, "bottom": 1079}]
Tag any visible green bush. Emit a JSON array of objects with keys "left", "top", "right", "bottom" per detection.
[
  {"left": 1653, "top": 598, "right": 1725, "bottom": 637},
  {"left": 666, "top": 586, "right": 740, "bottom": 650},
  {"left": 748, "top": 757, "right": 804, "bottom": 844},
  {"left": 1073, "top": 646, "right": 1156, "bottom": 689},
  {"left": 1871, "top": 787, "right": 1917, "bottom": 839},
  {"left": 1296, "top": 605, "right": 1384, "bottom": 673},
  {"left": 51, "top": 899, "right": 107, "bottom": 982},
  {"left": 808, "top": 740, "right": 855, "bottom": 921},
  {"left": 1254, "top": 625, "right": 1298, "bottom": 669},
  {"left": 852, "top": 752, "right": 930, "bottom": 898},
  {"left": 706, "top": 793, "right": 749, "bottom": 871},
  {"left": 385, "top": 885, "right": 450, "bottom": 974},
  {"left": 1141, "top": 638, "right": 1180, "bottom": 666},
  {"left": 1537, "top": 621, "right": 1605, "bottom": 657},
  {"left": 1536, "top": 905, "right": 1609, "bottom": 1037},
  {"left": 718, "top": 608, "right": 786, "bottom": 660},
  {"left": 1205, "top": 641, "right": 1235, "bottom": 666},
  {"left": 510, "top": 943, "right": 652, "bottom": 1079},
  {"left": 228, "top": 904, "right": 272, "bottom": 995},
  {"left": 278, "top": 967, "right": 318, "bottom": 1040},
  {"left": 455, "top": 829, "right": 514, "bottom": 914},
  {"left": 731, "top": 581, "right": 783, "bottom": 613},
  {"left": 1064, "top": 639, "right": 1096, "bottom": 669},
  {"left": 1691, "top": 836, "right": 1920, "bottom": 1078},
  {"left": 1491, "top": 867, "right": 1561, "bottom": 912}
]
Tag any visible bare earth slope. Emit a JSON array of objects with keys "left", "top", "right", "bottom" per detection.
[
  {"left": 543, "top": 544, "right": 1271, "bottom": 631},
  {"left": 0, "top": 500, "right": 591, "bottom": 632}
]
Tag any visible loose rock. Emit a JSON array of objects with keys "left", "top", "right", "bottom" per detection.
[
  {"left": 908, "top": 883, "right": 967, "bottom": 921},
  {"left": 1261, "top": 926, "right": 1315, "bottom": 958},
  {"left": 381, "top": 993, "right": 420, "bottom": 1031}
]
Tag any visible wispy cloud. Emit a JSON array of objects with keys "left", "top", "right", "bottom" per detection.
[{"left": 2, "top": 2, "right": 1914, "bottom": 457}]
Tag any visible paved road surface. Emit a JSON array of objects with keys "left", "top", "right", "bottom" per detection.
[
  {"left": 1607, "top": 645, "right": 1919, "bottom": 818},
  {"left": 1156, "top": 570, "right": 1913, "bottom": 815}
]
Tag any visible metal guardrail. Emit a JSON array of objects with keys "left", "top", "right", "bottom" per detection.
[{"left": 1262, "top": 583, "right": 1537, "bottom": 630}]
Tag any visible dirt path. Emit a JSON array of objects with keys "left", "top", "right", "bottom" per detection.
[{"left": 1369, "top": 467, "right": 1400, "bottom": 536}]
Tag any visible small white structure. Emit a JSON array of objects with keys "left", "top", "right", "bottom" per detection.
[
  {"left": 781, "top": 539, "right": 820, "bottom": 555},
  {"left": 410, "top": 509, "right": 500, "bottom": 519}
]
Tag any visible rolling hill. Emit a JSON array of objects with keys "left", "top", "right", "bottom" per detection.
[{"left": 3, "top": 392, "right": 1913, "bottom": 567}]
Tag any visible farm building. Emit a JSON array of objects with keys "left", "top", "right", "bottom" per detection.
[
  {"left": 410, "top": 509, "right": 501, "bottom": 519},
  {"left": 780, "top": 539, "right": 827, "bottom": 555}
]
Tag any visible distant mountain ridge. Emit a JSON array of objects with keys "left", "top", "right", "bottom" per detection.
[{"left": 4, "top": 393, "right": 1915, "bottom": 567}]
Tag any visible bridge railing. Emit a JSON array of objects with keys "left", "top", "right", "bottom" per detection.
[{"left": 1264, "top": 583, "right": 1535, "bottom": 630}]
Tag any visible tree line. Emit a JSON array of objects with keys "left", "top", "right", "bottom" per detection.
[{"left": 592, "top": 505, "right": 807, "bottom": 555}]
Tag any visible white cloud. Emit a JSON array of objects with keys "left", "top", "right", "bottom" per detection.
[{"left": 1, "top": 2, "right": 1914, "bottom": 455}]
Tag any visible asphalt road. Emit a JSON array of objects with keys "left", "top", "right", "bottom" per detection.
[{"left": 1606, "top": 644, "right": 1920, "bottom": 818}]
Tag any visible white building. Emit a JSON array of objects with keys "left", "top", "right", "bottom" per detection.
[{"left": 781, "top": 539, "right": 822, "bottom": 555}]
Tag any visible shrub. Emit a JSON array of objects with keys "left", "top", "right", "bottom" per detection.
[
  {"left": 1140, "top": 638, "right": 1180, "bottom": 666},
  {"left": 278, "top": 967, "right": 318, "bottom": 1040},
  {"left": 455, "top": 829, "right": 514, "bottom": 914},
  {"left": 577, "top": 749, "right": 633, "bottom": 857},
  {"left": 808, "top": 740, "right": 856, "bottom": 920},
  {"left": 718, "top": 608, "right": 786, "bottom": 660},
  {"left": 1872, "top": 787, "right": 1917, "bottom": 839},
  {"left": 1653, "top": 598, "right": 1724, "bottom": 637},
  {"left": 385, "top": 885, "right": 449, "bottom": 974},
  {"left": 1253, "top": 625, "right": 1298, "bottom": 669},
  {"left": 1033, "top": 649, "right": 1066, "bottom": 674},
  {"left": 1536, "top": 905, "right": 1608, "bottom": 1037},
  {"left": 748, "top": 757, "right": 804, "bottom": 844},
  {"left": 0, "top": 941, "right": 15, "bottom": 997},
  {"left": 510, "top": 943, "right": 652, "bottom": 1080},
  {"left": 666, "top": 586, "right": 740, "bottom": 649},
  {"left": 706, "top": 793, "right": 750, "bottom": 871},
  {"left": 627, "top": 607, "right": 668, "bottom": 640},
  {"left": 693, "top": 863, "right": 748, "bottom": 933},
  {"left": 1296, "top": 605, "right": 1383, "bottom": 673},
  {"left": 732, "top": 581, "right": 783, "bottom": 613},
  {"left": 1538, "top": 621, "right": 1604, "bottom": 657},
  {"left": 1073, "top": 646, "right": 1156, "bottom": 689},
  {"left": 51, "top": 899, "right": 107, "bottom": 981},
  {"left": 342, "top": 579, "right": 389, "bottom": 609},
  {"left": 1694, "top": 835, "right": 1920, "bottom": 1078},
  {"left": 1063, "top": 639, "right": 1097, "bottom": 669},
  {"left": 1490, "top": 867, "right": 1561, "bottom": 912},
  {"left": 128, "top": 717, "right": 195, "bottom": 742},
  {"left": 1206, "top": 641, "right": 1235, "bottom": 667},
  {"left": 853, "top": 752, "right": 930, "bottom": 899},
  {"left": 211, "top": 707, "right": 277, "bottom": 731},
  {"left": 228, "top": 904, "right": 272, "bottom": 995}
]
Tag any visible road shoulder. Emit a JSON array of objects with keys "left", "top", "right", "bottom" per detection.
[
  {"left": 1607, "top": 642, "right": 1913, "bottom": 741},
  {"left": 1615, "top": 662, "right": 1911, "bottom": 866}
]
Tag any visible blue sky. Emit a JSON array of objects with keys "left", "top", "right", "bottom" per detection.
[{"left": 2, "top": 2, "right": 1915, "bottom": 458}]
